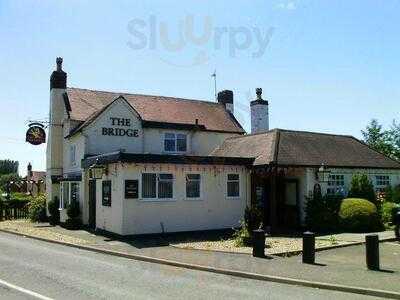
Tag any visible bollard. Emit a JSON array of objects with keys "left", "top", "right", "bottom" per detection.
[
  {"left": 252, "top": 229, "right": 265, "bottom": 258},
  {"left": 366, "top": 234, "right": 380, "bottom": 270},
  {"left": 394, "top": 210, "right": 400, "bottom": 240},
  {"left": 303, "top": 231, "right": 315, "bottom": 264}
]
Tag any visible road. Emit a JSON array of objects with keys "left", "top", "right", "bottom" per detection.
[{"left": 0, "top": 232, "right": 383, "bottom": 300}]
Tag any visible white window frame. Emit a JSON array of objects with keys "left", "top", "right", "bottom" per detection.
[
  {"left": 226, "top": 173, "right": 240, "bottom": 199},
  {"left": 327, "top": 174, "right": 345, "bottom": 195},
  {"left": 375, "top": 175, "right": 390, "bottom": 192},
  {"left": 140, "top": 172, "right": 175, "bottom": 202},
  {"left": 60, "top": 181, "right": 80, "bottom": 209},
  {"left": 163, "top": 133, "right": 187, "bottom": 153},
  {"left": 185, "top": 173, "right": 202, "bottom": 200}
]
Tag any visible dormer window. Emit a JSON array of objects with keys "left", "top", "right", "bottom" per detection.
[{"left": 164, "top": 133, "right": 187, "bottom": 153}]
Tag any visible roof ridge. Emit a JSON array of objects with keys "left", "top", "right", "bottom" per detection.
[
  {"left": 275, "top": 128, "right": 354, "bottom": 138},
  {"left": 67, "top": 86, "right": 222, "bottom": 106}
]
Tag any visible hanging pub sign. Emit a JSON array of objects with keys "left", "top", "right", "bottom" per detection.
[{"left": 26, "top": 123, "right": 46, "bottom": 145}]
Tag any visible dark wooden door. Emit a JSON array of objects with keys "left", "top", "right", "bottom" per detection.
[{"left": 88, "top": 180, "right": 96, "bottom": 228}]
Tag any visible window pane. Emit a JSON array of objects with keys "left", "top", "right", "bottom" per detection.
[
  {"left": 164, "top": 139, "right": 175, "bottom": 152},
  {"left": 227, "top": 182, "right": 239, "bottom": 197},
  {"left": 142, "top": 173, "right": 156, "bottom": 198},
  {"left": 177, "top": 134, "right": 187, "bottom": 152},
  {"left": 158, "top": 173, "right": 173, "bottom": 198},
  {"left": 165, "top": 133, "right": 175, "bottom": 139},
  {"left": 70, "top": 183, "right": 80, "bottom": 203},
  {"left": 228, "top": 174, "right": 239, "bottom": 181},
  {"left": 102, "top": 181, "right": 111, "bottom": 206},
  {"left": 186, "top": 174, "right": 200, "bottom": 198},
  {"left": 62, "top": 182, "right": 69, "bottom": 208}
]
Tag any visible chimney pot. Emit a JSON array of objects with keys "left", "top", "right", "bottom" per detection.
[{"left": 56, "top": 57, "right": 63, "bottom": 71}]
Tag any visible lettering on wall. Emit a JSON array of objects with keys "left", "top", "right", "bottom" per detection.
[{"left": 102, "top": 117, "right": 139, "bottom": 137}]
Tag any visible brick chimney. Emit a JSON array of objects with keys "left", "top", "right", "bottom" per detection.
[{"left": 217, "top": 90, "right": 234, "bottom": 114}]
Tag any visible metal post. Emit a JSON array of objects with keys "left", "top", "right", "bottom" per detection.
[
  {"left": 366, "top": 234, "right": 380, "bottom": 270},
  {"left": 394, "top": 211, "right": 400, "bottom": 241},
  {"left": 303, "top": 231, "right": 315, "bottom": 264},
  {"left": 252, "top": 229, "right": 265, "bottom": 258}
]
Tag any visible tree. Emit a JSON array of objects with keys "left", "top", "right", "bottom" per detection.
[
  {"left": 348, "top": 173, "right": 376, "bottom": 205},
  {"left": 362, "top": 119, "right": 398, "bottom": 161},
  {"left": 0, "top": 173, "right": 21, "bottom": 192},
  {"left": 0, "top": 160, "right": 19, "bottom": 175}
]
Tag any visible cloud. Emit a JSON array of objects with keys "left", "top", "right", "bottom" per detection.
[{"left": 277, "top": 1, "right": 297, "bottom": 10}]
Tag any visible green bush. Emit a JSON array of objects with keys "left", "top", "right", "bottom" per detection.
[
  {"left": 339, "top": 198, "right": 382, "bottom": 232},
  {"left": 11, "top": 192, "right": 33, "bottom": 202},
  {"left": 65, "top": 200, "right": 81, "bottom": 229},
  {"left": 393, "top": 185, "right": 400, "bottom": 204},
  {"left": 348, "top": 174, "right": 377, "bottom": 205},
  {"left": 244, "top": 206, "right": 263, "bottom": 234},
  {"left": 28, "top": 194, "right": 47, "bottom": 222},
  {"left": 233, "top": 220, "right": 252, "bottom": 247},
  {"left": 382, "top": 202, "right": 400, "bottom": 226},
  {"left": 48, "top": 196, "right": 60, "bottom": 225},
  {"left": 305, "top": 194, "right": 343, "bottom": 232}
]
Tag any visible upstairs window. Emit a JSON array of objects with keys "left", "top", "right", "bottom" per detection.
[
  {"left": 375, "top": 175, "right": 390, "bottom": 192},
  {"left": 70, "top": 145, "right": 76, "bottom": 166},
  {"left": 327, "top": 174, "right": 345, "bottom": 195},
  {"left": 164, "top": 133, "right": 187, "bottom": 153},
  {"left": 227, "top": 174, "right": 240, "bottom": 198}
]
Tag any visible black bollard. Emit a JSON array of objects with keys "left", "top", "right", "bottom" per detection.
[
  {"left": 252, "top": 229, "right": 265, "bottom": 258},
  {"left": 366, "top": 234, "right": 380, "bottom": 270},
  {"left": 394, "top": 211, "right": 400, "bottom": 240},
  {"left": 303, "top": 231, "right": 315, "bottom": 264}
]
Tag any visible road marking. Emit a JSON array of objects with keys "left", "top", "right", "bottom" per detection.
[{"left": 0, "top": 278, "right": 54, "bottom": 300}]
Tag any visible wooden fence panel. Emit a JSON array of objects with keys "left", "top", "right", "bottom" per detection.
[{"left": 0, "top": 200, "right": 29, "bottom": 221}]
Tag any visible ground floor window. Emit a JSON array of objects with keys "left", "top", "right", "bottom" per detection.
[
  {"left": 60, "top": 181, "right": 80, "bottom": 209},
  {"left": 186, "top": 174, "right": 201, "bottom": 199},
  {"left": 227, "top": 174, "right": 240, "bottom": 198},
  {"left": 375, "top": 175, "right": 390, "bottom": 192},
  {"left": 142, "top": 173, "right": 174, "bottom": 199},
  {"left": 102, "top": 180, "right": 112, "bottom": 206},
  {"left": 327, "top": 174, "right": 345, "bottom": 195}
]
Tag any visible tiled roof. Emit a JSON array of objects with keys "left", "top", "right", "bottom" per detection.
[
  {"left": 211, "top": 129, "right": 400, "bottom": 169},
  {"left": 65, "top": 87, "right": 245, "bottom": 134}
]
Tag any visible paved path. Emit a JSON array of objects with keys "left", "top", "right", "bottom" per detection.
[{"left": 0, "top": 232, "right": 382, "bottom": 300}]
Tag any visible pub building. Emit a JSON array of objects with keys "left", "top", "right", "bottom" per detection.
[{"left": 47, "top": 58, "right": 400, "bottom": 235}]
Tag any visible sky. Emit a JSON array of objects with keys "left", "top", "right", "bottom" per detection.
[{"left": 0, "top": 0, "right": 399, "bottom": 176}]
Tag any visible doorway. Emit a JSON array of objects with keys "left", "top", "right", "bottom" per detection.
[
  {"left": 88, "top": 180, "right": 96, "bottom": 229},
  {"left": 278, "top": 179, "right": 300, "bottom": 229}
]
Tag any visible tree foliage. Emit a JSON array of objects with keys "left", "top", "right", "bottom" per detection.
[
  {"left": 0, "top": 159, "right": 19, "bottom": 175},
  {"left": 362, "top": 119, "right": 400, "bottom": 161},
  {"left": 348, "top": 173, "right": 376, "bottom": 205}
]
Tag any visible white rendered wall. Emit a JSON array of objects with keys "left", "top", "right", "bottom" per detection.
[
  {"left": 93, "top": 163, "right": 250, "bottom": 235},
  {"left": 250, "top": 104, "right": 269, "bottom": 133}
]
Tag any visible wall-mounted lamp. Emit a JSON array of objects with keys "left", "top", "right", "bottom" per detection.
[{"left": 89, "top": 159, "right": 108, "bottom": 179}]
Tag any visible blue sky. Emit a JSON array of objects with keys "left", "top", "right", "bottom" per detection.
[{"left": 0, "top": 0, "right": 399, "bottom": 175}]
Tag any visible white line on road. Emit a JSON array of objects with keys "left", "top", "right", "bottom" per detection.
[{"left": 0, "top": 278, "right": 54, "bottom": 300}]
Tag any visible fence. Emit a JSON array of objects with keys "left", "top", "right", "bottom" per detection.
[{"left": 0, "top": 200, "right": 29, "bottom": 221}]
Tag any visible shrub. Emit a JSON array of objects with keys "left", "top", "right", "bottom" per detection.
[
  {"left": 393, "top": 185, "right": 400, "bottom": 204},
  {"left": 382, "top": 202, "right": 400, "bottom": 226},
  {"left": 338, "top": 198, "right": 382, "bottom": 232},
  {"left": 11, "top": 192, "right": 33, "bottom": 202},
  {"left": 305, "top": 194, "right": 343, "bottom": 232},
  {"left": 233, "top": 220, "right": 252, "bottom": 247},
  {"left": 48, "top": 196, "right": 60, "bottom": 225},
  {"left": 244, "top": 206, "right": 263, "bottom": 234},
  {"left": 28, "top": 194, "right": 47, "bottom": 222},
  {"left": 65, "top": 200, "right": 81, "bottom": 229},
  {"left": 348, "top": 174, "right": 376, "bottom": 205}
]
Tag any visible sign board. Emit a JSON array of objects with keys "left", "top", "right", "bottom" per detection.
[
  {"left": 125, "top": 180, "right": 139, "bottom": 199},
  {"left": 102, "top": 117, "right": 139, "bottom": 137},
  {"left": 26, "top": 123, "right": 46, "bottom": 145}
]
